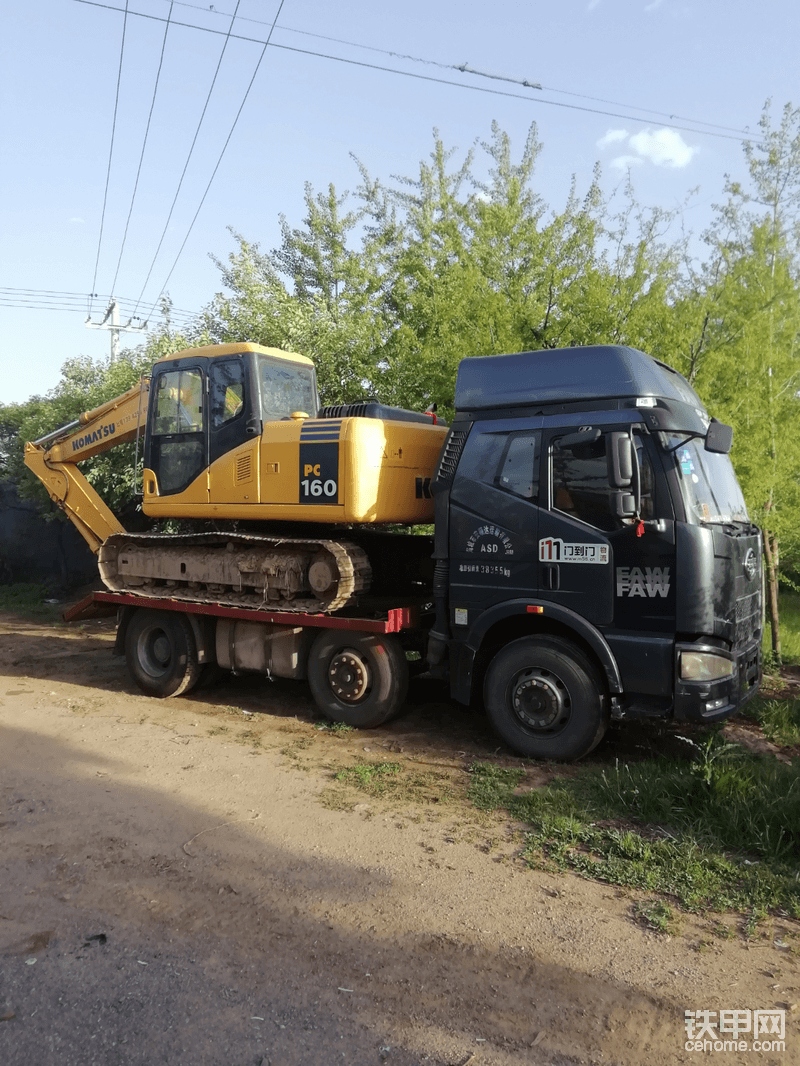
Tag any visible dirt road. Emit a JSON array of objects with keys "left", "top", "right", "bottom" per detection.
[{"left": 0, "top": 611, "right": 797, "bottom": 1065}]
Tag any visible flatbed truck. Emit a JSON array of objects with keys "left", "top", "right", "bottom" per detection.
[{"left": 28, "top": 342, "right": 762, "bottom": 760}]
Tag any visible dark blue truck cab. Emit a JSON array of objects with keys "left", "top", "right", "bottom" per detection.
[{"left": 428, "top": 345, "right": 762, "bottom": 760}]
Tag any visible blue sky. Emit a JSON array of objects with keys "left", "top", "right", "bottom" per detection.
[{"left": 2, "top": 0, "right": 798, "bottom": 404}]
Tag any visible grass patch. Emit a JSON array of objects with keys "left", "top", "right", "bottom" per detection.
[
  {"left": 331, "top": 759, "right": 461, "bottom": 808},
  {"left": 315, "top": 720, "right": 355, "bottom": 735},
  {"left": 467, "top": 741, "right": 800, "bottom": 918},
  {"left": 743, "top": 695, "right": 800, "bottom": 746},
  {"left": 765, "top": 591, "right": 800, "bottom": 665},
  {"left": 0, "top": 582, "right": 64, "bottom": 619},
  {"left": 335, "top": 761, "right": 402, "bottom": 794},
  {"left": 633, "top": 898, "right": 676, "bottom": 935}
]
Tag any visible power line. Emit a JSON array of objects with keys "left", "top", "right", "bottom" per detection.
[
  {"left": 140, "top": 0, "right": 288, "bottom": 323},
  {"left": 90, "top": 0, "right": 130, "bottom": 318},
  {"left": 131, "top": 0, "right": 244, "bottom": 318},
  {"left": 0, "top": 285, "right": 198, "bottom": 317},
  {"left": 176, "top": 2, "right": 753, "bottom": 138},
  {"left": 0, "top": 288, "right": 199, "bottom": 326},
  {"left": 75, "top": 0, "right": 755, "bottom": 142},
  {"left": 70, "top": 0, "right": 758, "bottom": 325},
  {"left": 248, "top": 39, "right": 755, "bottom": 145},
  {"left": 110, "top": 0, "right": 176, "bottom": 295}
]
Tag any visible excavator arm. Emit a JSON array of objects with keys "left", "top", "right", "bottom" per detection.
[{"left": 24, "top": 378, "right": 150, "bottom": 553}]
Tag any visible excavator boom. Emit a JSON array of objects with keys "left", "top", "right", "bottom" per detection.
[{"left": 24, "top": 378, "right": 149, "bottom": 553}]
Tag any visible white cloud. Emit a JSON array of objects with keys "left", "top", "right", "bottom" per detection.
[
  {"left": 68, "top": 216, "right": 85, "bottom": 224},
  {"left": 597, "top": 128, "right": 629, "bottom": 150},
  {"left": 629, "top": 128, "right": 698, "bottom": 167},
  {"left": 598, "top": 127, "right": 698, "bottom": 170}
]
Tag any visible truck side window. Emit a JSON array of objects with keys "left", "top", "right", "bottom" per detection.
[
  {"left": 497, "top": 432, "right": 540, "bottom": 500},
  {"left": 455, "top": 429, "right": 540, "bottom": 501},
  {"left": 551, "top": 433, "right": 655, "bottom": 530},
  {"left": 551, "top": 434, "right": 617, "bottom": 532},
  {"left": 638, "top": 440, "right": 656, "bottom": 520}
]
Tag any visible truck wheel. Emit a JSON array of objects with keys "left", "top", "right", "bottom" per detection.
[
  {"left": 483, "top": 636, "right": 607, "bottom": 761},
  {"left": 125, "top": 609, "right": 201, "bottom": 698},
  {"left": 307, "top": 631, "right": 408, "bottom": 728}
]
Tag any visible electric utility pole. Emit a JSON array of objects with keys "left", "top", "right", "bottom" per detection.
[{"left": 85, "top": 298, "right": 147, "bottom": 362}]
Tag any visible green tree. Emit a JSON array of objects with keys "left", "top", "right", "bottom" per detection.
[
  {"left": 689, "top": 102, "right": 800, "bottom": 658},
  {"left": 3, "top": 321, "right": 200, "bottom": 521},
  {"left": 203, "top": 221, "right": 384, "bottom": 406}
]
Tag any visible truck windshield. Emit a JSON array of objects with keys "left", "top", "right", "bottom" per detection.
[{"left": 662, "top": 433, "right": 749, "bottom": 525}]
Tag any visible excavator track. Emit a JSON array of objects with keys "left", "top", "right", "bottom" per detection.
[{"left": 98, "top": 532, "right": 372, "bottom": 614}]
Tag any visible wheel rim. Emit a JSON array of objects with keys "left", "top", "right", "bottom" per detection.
[
  {"left": 509, "top": 667, "right": 571, "bottom": 736},
  {"left": 328, "top": 649, "right": 371, "bottom": 703},
  {"left": 137, "top": 626, "right": 173, "bottom": 679}
]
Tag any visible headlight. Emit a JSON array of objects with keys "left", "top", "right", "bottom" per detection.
[{"left": 680, "top": 651, "right": 734, "bottom": 682}]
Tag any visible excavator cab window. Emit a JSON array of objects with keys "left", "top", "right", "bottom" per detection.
[
  {"left": 154, "top": 369, "right": 204, "bottom": 434},
  {"left": 258, "top": 356, "right": 317, "bottom": 421},
  {"left": 149, "top": 368, "right": 206, "bottom": 495},
  {"left": 210, "top": 359, "right": 245, "bottom": 428}
]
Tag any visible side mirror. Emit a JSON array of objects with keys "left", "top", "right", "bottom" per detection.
[
  {"left": 608, "top": 432, "right": 634, "bottom": 488},
  {"left": 612, "top": 491, "right": 637, "bottom": 518},
  {"left": 705, "top": 419, "right": 733, "bottom": 455}
]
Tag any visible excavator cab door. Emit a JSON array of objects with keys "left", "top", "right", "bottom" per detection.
[{"left": 147, "top": 365, "right": 208, "bottom": 496}]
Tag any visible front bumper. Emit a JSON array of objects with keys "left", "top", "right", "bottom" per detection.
[{"left": 673, "top": 639, "right": 761, "bottom": 723}]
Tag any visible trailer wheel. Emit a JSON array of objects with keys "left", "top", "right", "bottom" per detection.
[
  {"left": 307, "top": 631, "right": 408, "bottom": 728},
  {"left": 125, "top": 609, "right": 201, "bottom": 698},
  {"left": 483, "top": 636, "right": 607, "bottom": 761}
]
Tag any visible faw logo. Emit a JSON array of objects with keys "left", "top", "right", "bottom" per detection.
[{"left": 616, "top": 566, "right": 671, "bottom": 598}]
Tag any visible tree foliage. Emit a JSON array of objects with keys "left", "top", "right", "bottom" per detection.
[
  {"left": 0, "top": 322, "right": 201, "bottom": 518},
  {"left": 7, "top": 106, "right": 800, "bottom": 656}
]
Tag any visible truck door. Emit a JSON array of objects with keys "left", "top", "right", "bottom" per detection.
[
  {"left": 448, "top": 418, "right": 542, "bottom": 616},
  {"left": 537, "top": 428, "right": 620, "bottom": 626},
  {"left": 537, "top": 427, "right": 667, "bottom": 628}
]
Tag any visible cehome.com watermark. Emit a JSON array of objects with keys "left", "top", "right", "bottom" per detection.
[{"left": 684, "top": 1010, "right": 786, "bottom": 1053}]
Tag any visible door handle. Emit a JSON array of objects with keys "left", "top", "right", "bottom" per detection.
[{"left": 542, "top": 563, "right": 560, "bottom": 590}]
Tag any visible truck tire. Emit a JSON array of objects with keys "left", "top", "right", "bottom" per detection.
[
  {"left": 125, "top": 609, "right": 201, "bottom": 698},
  {"left": 483, "top": 636, "right": 607, "bottom": 761},
  {"left": 307, "top": 631, "right": 408, "bottom": 728}
]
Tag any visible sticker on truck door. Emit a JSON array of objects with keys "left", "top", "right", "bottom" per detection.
[
  {"left": 539, "top": 538, "right": 609, "bottom": 564},
  {"left": 465, "top": 525, "right": 514, "bottom": 556}
]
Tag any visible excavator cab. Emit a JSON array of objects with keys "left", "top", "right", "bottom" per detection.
[
  {"left": 140, "top": 342, "right": 446, "bottom": 527},
  {"left": 144, "top": 343, "right": 318, "bottom": 500}
]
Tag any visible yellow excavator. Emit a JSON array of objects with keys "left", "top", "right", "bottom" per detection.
[{"left": 25, "top": 341, "right": 447, "bottom": 613}]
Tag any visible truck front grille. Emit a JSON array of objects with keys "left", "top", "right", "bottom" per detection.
[{"left": 734, "top": 590, "right": 761, "bottom": 649}]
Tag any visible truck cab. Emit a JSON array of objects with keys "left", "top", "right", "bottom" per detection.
[{"left": 430, "top": 345, "right": 762, "bottom": 760}]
